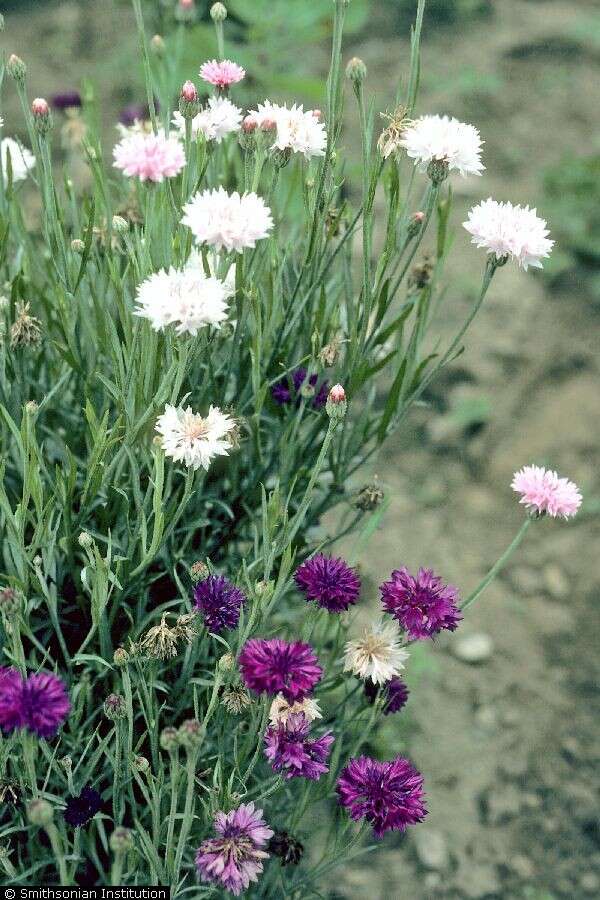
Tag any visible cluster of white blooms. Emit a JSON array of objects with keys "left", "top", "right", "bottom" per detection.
[
  {"left": 155, "top": 404, "right": 236, "bottom": 471},
  {"left": 399, "top": 114, "right": 484, "bottom": 178},
  {"left": 135, "top": 266, "right": 233, "bottom": 335},
  {"left": 463, "top": 199, "right": 555, "bottom": 270},
  {"left": 172, "top": 96, "right": 242, "bottom": 144},
  {"left": 182, "top": 187, "right": 274, "bottom": 253},
  {"left": 343, "top": 620, "right": 409, "bottom": 685},
  {"left": 1, "top": 137, "right": 36, "bottom": 184},
  {"left": 249, "top": 101, "right": 327, "bottom": 159}
]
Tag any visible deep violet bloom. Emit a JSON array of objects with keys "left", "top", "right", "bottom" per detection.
[
  {"left": 336, "top": 755, "right": 427, "bottom": 838},
  {"left": 195, "top": 802, "right": 273, "bottom": 896},
  {"left": 0, "top": 667, "right": 26, "bottom": 733},
  {"left": 119, "top": 101, "right": 159, "bottom": 126},
  {"left": 364, "top": 676, "right": 410, "bottom": 716},
  {"left": 63, "top": 787, "right": 103, "bottom": 828},
  {"left": 238, "top": 638, "right": 322, "bottom": 702},
  {"left": 267, "top": 830, "right": 304, "bottom": 866},
  {"left": 264, "top": 713, "right": 333, "bottom": 781},
  {"left": 0, "top": 669, "right": 70, "bottom": 738},
  {"left": 193, "top": 575, "right": 246, "bottom": 632},
  {"left": 380, "top": 567, "right": 462, "bottom": 640},
  {"left": 51, "top": 91, "right": 82, "bottom": 110},
  {"left": 271, "top": 368, "right": 329, "bottom": 410},
  {"left": 294, "top": 553, "right": 360, "bottom": 613}
]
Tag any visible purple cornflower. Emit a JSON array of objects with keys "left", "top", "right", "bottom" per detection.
[
  {"left": 380, "top": 567, "right": 462, "bottom": 640},
  {"left": 264, "top": 713, "right": 333, "bottom": 781},
  {"left": 271, "top": 368, "right": 329, "bottom": 410},
  {"left": 336, "top": 755, "right": 427, "bottom": 838},
  {"left": 193, "top": 575, "right": 246, "bottom": 632},
  {"left": 364, "top": 676, "right": 410, "bottom": 716},
  {"left": 0, "top": 667, "right": 26, "bottom": 733},
  {"left": 119, "top": 101, "right": 159, "bottom": 126},
  {"left": 294, "top": 553, "right": 360, "bottom": 613},
  {"left": 195, "top": 802, "right": 273, "bottom": 896},
  {"left": 238, "top": 638, "right": 322, "bottom": 702},
  {"left": 0, "top": 669, "right": 70, "bottom": 739},
  {"left": 63, "top": 787, "right": 103, "bottom": 828},
  {"left": 51, "top": 91, "right": 82, "bottom": 111}
]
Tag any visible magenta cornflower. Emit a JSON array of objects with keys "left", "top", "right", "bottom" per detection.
[
  {"left": 380, "top": 566, "right": 462, "bottom": 640},
  {"left": 193, "top": 575, "right": 246, "bottom": 632},
  {"left": 199, "top": 59, "right": 246, "bottom": 89},
  {"left": 238, "top": 638, "right": 322, "bottom": 702},
  {"left": 0, "top": 669, "right": 70, "bottom": 738},
  {"left": 511, "top": 465, "right": 582, "bottom": 519},
  {"left": 364, "top": 676, "right": 410, "bottom": 715},
  {"left": 336, "top": 755, "right": 427, "bottom": 838},
  {"left": 195, "top": 802, "right": 273, "bottom": 896},
  {"left": 113, "top": 131, "right": 185, "bottom": 183},
  {"left": 264, "top": 713, "right": 334, "bottom": 780},
  {"left": 294, "top": 553, "right": 360, "bottom": 613}
]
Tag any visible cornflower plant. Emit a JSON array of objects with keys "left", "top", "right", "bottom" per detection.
[{"left": 0, "top": 0, "right": 582, "bottom": 895}]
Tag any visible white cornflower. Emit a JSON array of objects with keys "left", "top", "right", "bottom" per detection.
[
  {"left": 463, "top": 198, "right": 554, "bottom": 270},
  {"left": 399, "top": 114, "right": 484, "bottom": 178},
  {"left": 250, "top": 100, "right": 327, "bottom": 159},
  {"left": 155, "top": 404, "right": 236, "bottom": 471},
  {"left": 135, "top": 267, "right": 233, "bottom": 336},
  {"left": 172, "top": 96, "right": 242, "bottom": 144},
  {"left": 182, "top": 187, "right": 273, "bottom": 253},
  {"left": 343, "top": 619, "right": 409, "bottom": 685},
  {"left": 268, "top": 693, "right": 323, "bottom": 726},
  {"left": 1, "top": 137, "right": 35, "bottom": 184}
]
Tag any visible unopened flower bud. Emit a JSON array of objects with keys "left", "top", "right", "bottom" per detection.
[
  {"left": 407, "top": 210, "right": 425, "bottom": 239},
  {"left": 179, "top": 80, "right": 200, "bottom": 119},
  {"left": 259, "top": 118, "right": 277, "bottom": 133},
  {"left": 25, "top": 399, "right": 38, "bottom": 416},
  {"left": 113, "top": 647, "right": 129, "bottom": 667},
  {"left": 7, "top": 54, "right": 26, "bottom": 84},
  {"left": 159, "top": 726, "right": 179, "bottom": 752},
  {"left": 78, "top": 531, "right": 93, "bottom": 548},
  {"left": 134, "top": 756, "right": 150, "bottom": 774},
  {"left": 0, "top": 587, "right": 22, "bottom": 618},
  {"left": 150, "top": 35, "right": 165, "bottom": 56},
  {"left": 103, "top": 693, "right": 126, "bottom": 720},
  {"left": 190, "top": 560, "right": 209, "bottom": 584},
  {"left": 218, "top": 651, "right": 235, "bottom": 671},
  {"left": 177, "top": 717, "right": 204, "bottom": 750},
  {"left": 181, "top": 81, "right": 197, "bottom": 103},
  {"left": 426, "top": 158, "right": 449, "bottom": 185},
  {"left": 59, "top": 755, "right": 72, "bottom": 772},
  {"left": 210, "top": 2, "right": 227, "bottom": 22},
  {"left": 326, "top": 384, "right": 347, "bottom": 421},
  {"left": 112, "top": 214, "right": 129, "bottom": 235},
  {"left": 176, "top": 0, "right": 196, "bottom": 21},
  {"left": 242, "top": 116, "right": 257, "bottom": 134},
  {"left": 32, "top": 99, "right": 51, "bottom": 138},
  {"left": 110, "top": 827, "right": 134, "bottom": 854},
  {"left": 27, "top": 799, "right": 53, "bottom": 827},
  {"left": 312, "top": 109, "right": 322, "bottom": 120},
  {"left": 71, "top": 239, "right": 85, "bottom": 254},
  {"left": 346, "top": 57, "right": 367, "bottom": 85}
]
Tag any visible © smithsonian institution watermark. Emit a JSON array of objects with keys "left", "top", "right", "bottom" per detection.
[{"left": 0, "top": 889, "right": 169, "bottom": 900}]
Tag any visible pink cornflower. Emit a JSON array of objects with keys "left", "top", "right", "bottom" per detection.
[
  {"left": 199, "top": 59, "right": 245, "bottom": 89},
  {"left": 113, "top": 131, "right": 185, "bottom": 183},
  {"left": 511, "top": 465, "right": 582, "bottom": 519},
  {"left": 195, "top": 802, "right": 273, "bottom": 896}
]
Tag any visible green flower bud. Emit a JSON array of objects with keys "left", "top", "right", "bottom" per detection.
[
  {"left": 109, "top": 827, "right": 134, "bottom": 854},
  {"left": 7, "top": 54, "right": 26, "bottom": 84},
  {"left": 345, "top": 57, "right": 367, "bottom": 85},
  {"left": 113, "top": 647, "right": 129, "bottom": 667},
  {"left": 112, "top": 215, "right": 129, "bottom": 235},
  {"left": 26, "top": 799, "right": 53, "bottom": 827},
  {"left": 159, "top": 726, "right": 179, "bottom": 752},
  {"left": 426, "top": 158, "right": 450, "bottom": 185},
  {"left": 0, "top": 587, "right": 22, "bottom": 618},
  {"left": 210, "top": 2, "right": 227, "bottom": 22},
  {"left": 71, "top": 239, "right": 85, "bottom": 254},
  {"left": 134, "top": 756, "right": 150, "bottom": 774},
  {"left": 177, "top": 717, "right": 204, "bottom": 750},
  {"left": 103, "top": 693, "right": 126, "bottom": 720}
]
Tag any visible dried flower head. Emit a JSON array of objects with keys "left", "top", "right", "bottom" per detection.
[
  {"left": 268, "top": 693, "right": 322, "bottom": 726},
  {"left": 409, "top": 254, "right": 434, "bottom": 290},
  {"left": 377, "top": 105, "right": 412, "bottom": 159},
  {"left": 268, "top": 831, "right": 304, "bottom": 866},
  {"left": 10, "top": 302, "right": 41, "bottom": 349},
  {"left": 221, "top": 682, "right": 252, "bottom": 714},
  {"left": 139, "top": 614, "right": 181, "bottom": 660},
  {"left": 354, "top": 478, "right": 384, "bottom": 511},
  {"left": 103, "top": 693, "right": 126, "bottom": 721}
]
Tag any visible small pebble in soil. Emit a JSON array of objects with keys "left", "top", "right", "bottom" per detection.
[
  {"left": 580, "top": 873, "right": 600, "bottom": 894},
  {"left": 453, "top": 632, "right": 494, "bottom": 664},
  {"left": 413, "top": 827, "right": 449, "bottom": 871},
  {"left": 510, "top": 564, "right": 539, "bottom": 596},
  {"left": 542, "top": 562, "right": 570, "bottom": 599}
]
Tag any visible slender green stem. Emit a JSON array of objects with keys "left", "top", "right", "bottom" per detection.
[{"left": 462, "top": 517, "right": 532, "bottom": 611}]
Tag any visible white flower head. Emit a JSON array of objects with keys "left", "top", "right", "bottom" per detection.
[
  {"left": 1, "top": 137, "right": 35, "bottom": 184},
  {"left": 135, "top": 267, "right": 233, "bottom": 336},
  {"left": 343, "top": 619, "right": 409, "bottom": 685},
  {"left": 268, "top": 693, "right": 323, "bottom": 726},
  {"left": 250, "top": 100, "right": 327, "bottom": 159},
  {"left": 463, "top": 198, "right": 554, "bottom": 270},
  {"left": 185, "top": 248, "right": 236, "bottom": 295},
  {"left": 172, "top": 96, "right": 242, "bottom": 144},
  {"left": 399, "top": 114, "right": 484, "bottom": 178},
  {"left": 182, "top": 187, "right": 273, "bottom": 253},
  {"left": 156, "top": 404, "right": 236, "bottom": 471}
]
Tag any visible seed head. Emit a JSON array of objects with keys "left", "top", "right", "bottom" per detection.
[
  {"left": 71, "top": 239, "right": 85, "bottom": 254},
  {"left": 139, "top": 614, "right": 181, "bottom": 660},
  {"left": 221, "top": 682, "right": 251, "bottom": 714},
  {"left": 10, "top": 302, "right": 41, "bottom": 350},
  {"left": 354, "top": 478, "right": 384, "bottom": 511},
  {"left": 134, "top": 756, "right": 150, "bottom": 774}
]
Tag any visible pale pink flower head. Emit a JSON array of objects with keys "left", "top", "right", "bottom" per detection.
[
  {"left": 511, "top": 465, "right": 582, "bottom": 519},
  {"left": 182, "top": 187, "right": 273, "bottom": 253},
  {"left": 463, "top": 199, "right": 554, "bottom": 271},
  {"left": 113, "top": 131, "right": 185, "bottom": 183},
  {"left": 200, "top": 59, "right": 245, "bottom": 89}
]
